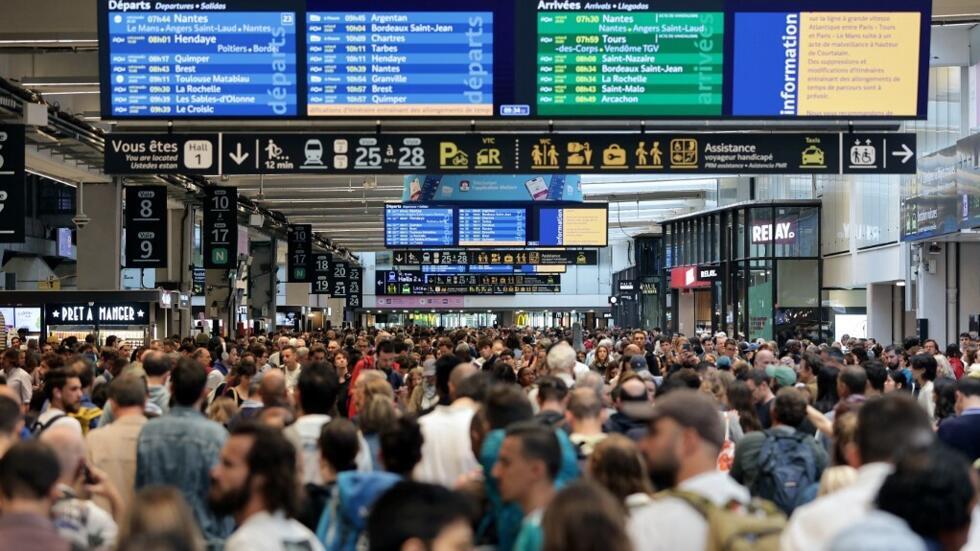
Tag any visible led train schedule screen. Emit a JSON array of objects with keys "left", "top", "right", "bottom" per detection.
[
  {"left": 100, "top": 1, "right": 301, "bottom": 117},
  {"left": 306, "top": 12, "right": 493, "bottom": 117},
  {"left": 458, "top": 208, "right": 527, "bottom": 247},
  {"left": 384, "top": 205, "right": 455, "bottom": 248},
  {"left": 534, "top": 6, "right": 724, "bottom": 116}
]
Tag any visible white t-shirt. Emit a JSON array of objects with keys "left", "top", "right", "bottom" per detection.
[
  {"left": 284, "top": 414, "right": 331, "bottom": 485},
  {"left": 35, "top": 407, "right": 82, "bottom": 436},
  {"left": 224, "top": 511, "right": 324, "bottom": 551},
  {"left": 414, "top": 402, "right": 479, "bottom": 487}
]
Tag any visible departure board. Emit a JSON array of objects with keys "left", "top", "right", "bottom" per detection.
[
  {"left": 306, "top": 12, "right": 493, "bottom": 117},
  {"left": 536, "top": 10, "right": 724, "bottom": 116},
  {"left": 384, "top": 205, "right": 454, "bottom": 247},
  {"left": 458, "top": 208, "right": 527, "bottom": 247},
  {"left": 103, "top": 2, "right": 300, "bottom": 117}
]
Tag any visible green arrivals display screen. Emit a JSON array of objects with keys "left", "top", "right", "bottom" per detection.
[{"left": 536, "top": 11, "right": 724, "bottom": 116}]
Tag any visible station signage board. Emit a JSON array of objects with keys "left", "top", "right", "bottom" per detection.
[
  {"left": 46, "top": 302, "right": 151, "bottom": 326},
  {"left": 124, "top": 186, "right": 168, "bottom": 268},
  {"left": 392, "top": 249, "right": 597, "bottom": 266},
  {"left": 346, "top": 267, "right": 363, "bottom": 309},
  {"left": 0, "top": 125, "right": 25, "bottom": 243},
  {"left": 98, "top": 0, "right": 931, "bottom": 121},
  {"left": 329, "top": 261, "right": 349, "bottom": 298},
  {"left": 376, "top": 271, "right": 561, "bottom": 296},
  {"left": 751, "top": 220, "right": 797, "bottom": 244},
  {"left": 312, "top": 253, "right": 331, "bottom": 295},
  {"left": 669, "top": 266, "right": 714, "bottom": 290},
  {"left": 618, "top": 281, "right": 635, "bottom": 293},
  {"left": 202, "top": 187, "right": 238, "bottom": 269},
  {"left": 286, "top": 224, "right": 312, "bottom": 283},
  {"left": 104, "top": 132, "right": 918, "bottom": 176},
  {"left": 192, "top": 267, "right": 206, "bottom": 296}
]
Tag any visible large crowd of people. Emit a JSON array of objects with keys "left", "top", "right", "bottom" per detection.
[{"left": 0, "top": 326, "right": 978, "bottom": 550}]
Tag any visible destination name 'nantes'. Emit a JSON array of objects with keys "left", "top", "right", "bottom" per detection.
[{"left": 537, "top": 1, "right": 652, "bottom": 11}]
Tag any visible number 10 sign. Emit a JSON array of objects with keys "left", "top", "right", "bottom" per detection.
[{"left": 124, "top": 186, "right": 168, "bottom": 268}]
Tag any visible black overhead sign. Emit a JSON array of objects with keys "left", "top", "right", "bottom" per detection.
[
  {"left": 312, "top": 253, "right": 331, "bottom": 295},
  {"left": 392, "top": 249, "right": 598, "bottom": 267},
  {"left": 46, "top": 302, "right": 151, "bottom": 326},
  {"left": 104, "top": 133, "right": 917, "bottom": 176},
  {"left": 329, "top": 261, "right": 349, "bottom": 299},
  {"left": 346, "top": 267, "right": 363, "bottom": 309},
  {"left": 105, "top": 134, "right": 219, "bottom": 174},
  {"left": 0, "top": 125, "right": 25, "bottom": 243},
  {"left": 377, "top": 271, "right": 561, "bottom": 296},
  {"left": 287, "top": 224, "right": 312, "bottom": 283},
  {"left": 124, "top": 186, "right": 168, "bottom": 268},
  {"left": 203, "top": 187, "right": 238, "bottom": 269}
]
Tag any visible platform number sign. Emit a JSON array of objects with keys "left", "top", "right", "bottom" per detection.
[
  {"left": 124, "top": 186, "right": 167, "bottom": 268},
  {"left": 203, "top": 187, "right": 238, "bottom": 269},
  {"left": 0, "top": 125, "right": 25, "bottom": 243},
  {"left": 346, "top": 267, "right": 363, "bottom": 309},
  {"left": 287, "top": 224, "right": 312, "bottom": 283},
  {"left": 329, "top": 261, "right": 349, "bottom": 298},
  {"left": 312, "top": 253, "right": 331, "bottom": 295}
]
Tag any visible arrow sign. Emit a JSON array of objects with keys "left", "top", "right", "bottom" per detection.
[
  {"left": 229, "top": 142, "right": 249, "bottom": 165},
  {"left": 892, "top": 143, "right": 914, "bottom": 164}
]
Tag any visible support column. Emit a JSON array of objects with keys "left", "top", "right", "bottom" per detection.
[
  {"left": 866, "top": 284, "right": 893, "bottom": 344},
  {"left": 205, "top": 269, "right": 235, "bottom": 338},
  {"left": 77, "top": 180, "right": 122, "bottom": 290},
  {"left": 157, "top": 203, "right": 194, "bottom": 337},
  {"left": 248, "top": 240, "right": 277, "bottom": 328}
]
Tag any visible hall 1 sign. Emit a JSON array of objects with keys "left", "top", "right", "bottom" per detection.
[
  {"left": 287, "top": 224, "right": 312, "bottom": 283},
  {"left": 45, "top": 302, "right": 151, "bottom": 326},
  {"left": 203, "top": 187, "right": 238, "bottom": 269},
  {"left": 124, "top": 186, "right": 168, "bottom": 268},
  {"left": 0, "top": 125, "right": 25, "bottom": 243}
]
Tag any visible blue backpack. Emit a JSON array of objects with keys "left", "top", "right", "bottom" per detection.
[
  {"left": 751, "top": 430, "right": 818, "bottom": 515},
  {"left": 316, "top": 471, "right": 401, "bottom": 551}
]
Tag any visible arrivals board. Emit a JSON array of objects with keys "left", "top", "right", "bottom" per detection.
[
  {"left": 458, "top": 208, "right": 527, "bottom": 247},
  {"left": 384, "top": 205, "right": 455, "bottom": 248},
  {"left": 99, "top": 0, "right": 931, "bottom": 120},
  {"left": 124, "top": 185, "right": 168, "bottom": 268}
]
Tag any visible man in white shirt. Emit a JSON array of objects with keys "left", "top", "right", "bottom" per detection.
[
  {"left": 910, "top": 354, "right": 938, "bottom": 421},
  {"left": 210, "top": 423, "right": 324, "bottom": 551},
  {"left": 34, "top": 369, "right": 83, "bottom": 435},
  {"left": 281, "top": 346, "right": 302, "bottom": 391},
  {"left": 414, "top": 363, "right": 483, "bottom": 486},
  {"left": 627, "top": 389, "right": 752, "bottom": 551},
  {"left": 782, "top": 393, "right": 934, "bottom": 551},
  {"left": 1, "top": 348, "right": 31, "bottom": 411}
]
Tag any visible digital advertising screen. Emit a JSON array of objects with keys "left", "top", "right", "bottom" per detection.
[{"left": 99, "top": 0, "right": 930, "bottom": 120}]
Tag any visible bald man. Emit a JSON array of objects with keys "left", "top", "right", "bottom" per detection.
[
  {"left": 41, "top": 426, "right": 121, "bottom": 549},
  {"left": 415, "top": 363, "right": 484, "bottom": 486}
]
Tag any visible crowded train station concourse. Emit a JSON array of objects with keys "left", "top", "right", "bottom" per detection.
[{"left": 0, "top": 0, "right": 979, "bottom": 550}]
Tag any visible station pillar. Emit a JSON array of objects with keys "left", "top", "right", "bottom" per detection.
[
  {"left": 76, "top": 180, "right": 122, "bottom": 290},
  {"left": 157, "top": 203, "right": 194, "bottom": 337},
  {"left": 248, "top": 239, "right": 278, "bottom": 332}
]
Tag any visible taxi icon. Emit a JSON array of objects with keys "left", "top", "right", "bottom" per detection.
[{"left": 801, "top": 145, "right": 825, "bottom": 166}]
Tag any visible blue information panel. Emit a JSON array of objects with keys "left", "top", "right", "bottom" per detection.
[
  {"left": 384, "top": 205, "right": 454, "bottom": 247},
  {"left": 458, "top": 208, "right": 526, "bottom": 247},
  {"left": 306, "top": 11, "right": 493, "bottom": 117},
  {"left": 102, "top": 2, "right": 300, "bottom": 117}
]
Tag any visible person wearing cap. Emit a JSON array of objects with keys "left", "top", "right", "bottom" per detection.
[
  {"left": 627, "top": 389, "right": 752, "bottom": 551},
  {"left": 716, "top": 355, "right": 732, "bottom": 371},
  {"left": 766, "top": 364, "right": 798, "bottom": 391}
]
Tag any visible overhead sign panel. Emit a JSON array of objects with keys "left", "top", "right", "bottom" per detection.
[
  {"left": 312, "top": 253, "right": 332, "bottom": 294},
  {"left": 329, "top": 260, "right": 349, "bottom": 298},
  {"left": 100, "top": 1, "right": 301, "bottom": 118},
  {"left": 124, "top": 186, "right": 168, "bottom": 268},
  {"left": 0, "top": 125, "right": 25, "bottom": 243},
  {"left": 392, "top": 249, "right": 598, "bottom": 266},
  {"left": 384, "top": 205, "right": 455, "bottom": 248},
  {"left": 346, "top": 267, "right": 363, "bottom": 309},
  {"left": 404, "top": 175, "right": 583, "bottom": 203},
  {"left": 98, "top": 0, "right": 930, "bottom": 121},
  {"left": 287, "top": 224, "right": 312, "bottom": 282},
  {"left": 203, "top": 187, "right": 238, "bottom": 269},
  {"left": 376, "top": 271, "right": 561, "bottom": 295},
  {"left": 104, "top": 132, "right": 917, "bottom": 175}
]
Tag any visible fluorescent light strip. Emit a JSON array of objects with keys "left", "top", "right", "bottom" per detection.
[{"left": 26, "top": 169, "right": 77, "bottom": 188}]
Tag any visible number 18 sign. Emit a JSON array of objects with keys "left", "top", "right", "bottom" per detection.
[{"left": 124, "top": 185, "right": 167, "bottom": 268}]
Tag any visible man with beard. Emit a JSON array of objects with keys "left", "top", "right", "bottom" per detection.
[
  {"left": 627, "top": 389, "right": 751, "bottom": 551},
  {"left": 209, "top": 423, "right": 323, "bottom": 551},
  {"left": 33, "top": 369, "right": 83, "bottom": 435}
]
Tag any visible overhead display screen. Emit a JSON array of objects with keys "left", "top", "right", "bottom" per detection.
[
  {"left": 101, "top": 1, "right": 302, "bottom": 117},
  {"left": 384, "top": 205, "right": 455, "bottom": 247},
  {"left": 458, "top": 208, "right": 527, "bottom": 247},
  {"left": 98, "top": 0, "right": 930, "bottom": 120},
  {"left": 535, "top": 207, "right": 608, "bottom": 247}
]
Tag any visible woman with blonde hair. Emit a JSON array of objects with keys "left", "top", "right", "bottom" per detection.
[
  {"left": 116, "top": 486, "right": 205, "bottom": 551},
  {"left": 588, "top": 435, "right": 654, "bottom": 511}
]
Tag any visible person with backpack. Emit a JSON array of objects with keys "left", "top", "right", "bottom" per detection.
[
  {"left": 730, "top": 387, "right": 828, "bottom": 514},
  {"left": 628, "top": 389, "right": 786, "bottom": 551},
  {"left": 33, "top": 368, "right": 83, "bottom": 437}
]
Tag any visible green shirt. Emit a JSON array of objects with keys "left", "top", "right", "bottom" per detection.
[{"left": 512, "top": 509, "right": 544, "bottom": 551}]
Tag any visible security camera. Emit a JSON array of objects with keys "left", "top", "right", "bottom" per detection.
[{"left": 72, "top": 214, "right": 91, "bottom": 229}]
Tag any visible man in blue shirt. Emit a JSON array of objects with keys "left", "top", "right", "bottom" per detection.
[
  {"left": 136, "top": 356, "right": 233, "bottom": 547},
  {"left": 937, "top": 377, "right": 980, "bottom": 462}
]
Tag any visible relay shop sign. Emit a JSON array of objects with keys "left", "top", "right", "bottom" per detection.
[
  {"left": 124, "top": 186, "right": 167, "bottom": 268},
  {"left": 202, "top": 187, "right": 238, "bottom": 269},
  {"left": 45, "top": 303, "right": 150, "bottom": 326},
  {"left": 669, "top": 266, "right": 713, "bottom": 290},
  {"left": 0, "top": 125, "right": 25, "bottom": 243},
  {"left": 104, "top": 132, "right": 917, "bottom": 176},
  {"left": 751, "top": 220, "right": 798, "bottom": 244}
]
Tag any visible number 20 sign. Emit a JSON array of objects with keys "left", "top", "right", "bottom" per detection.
[{"left": 125, "top": 186, "right": 168, "bottom": 268}]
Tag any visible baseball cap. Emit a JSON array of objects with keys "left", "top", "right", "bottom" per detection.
[
  {"left": 422, "top": 359, "right": 436, "bottom": 377},
  {"left": 716, "top": 356, "right": 732, "bottom": 369},
  {"left": 766, "top": 365, "right": 798, "bottom": 388},
  {"left": 629, "top": 355, "right": 648, "bottom": 372}
]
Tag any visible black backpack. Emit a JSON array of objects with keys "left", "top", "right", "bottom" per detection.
[
  {"left": 31, "top": 413, "right": 67, "bottom": 438},
  {"left": 751, "top": 430, "right": 818, "bottom": 514}
]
